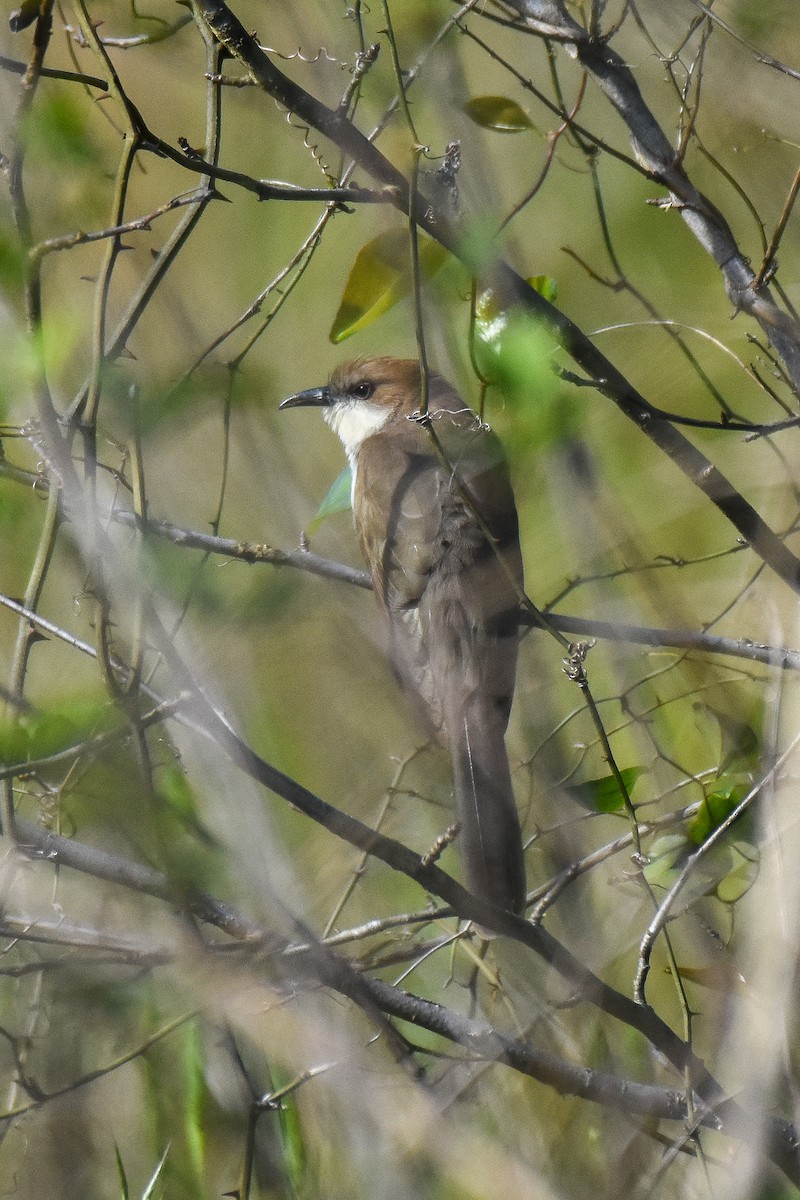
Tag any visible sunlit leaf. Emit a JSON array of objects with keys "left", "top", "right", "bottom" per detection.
[
  {"left": 568, "top": 766, "right": 644, "bottom": 813},
  {"left": 462, "top": 95, "right": 534, "bottom": 132},
  {"left": 305, "top": 467, "right": 353, "bottom": 537},
  {"left": 141, "top": 1145, "right": 171, "bottom": 1200},
  {"left": 473, "top": 297, "right": 554, "bottom": 393},
  {"left": 472, "top": 283, "right": 564, "bottom": 446},
  {"left": 473, "top": 277, "right": 556, "bottom": 342},
  {"left": 330, "top": 228, "right": 449, "bottom": 343},
  {"left": 529, "top": 274, "right": 558, "bottom": 303}
]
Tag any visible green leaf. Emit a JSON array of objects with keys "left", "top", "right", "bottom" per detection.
[
  {"left": 462, "top": 95, "right": 534, "bottom": 132},
  {"left": 0, "top": 226, "right": 26, "bottom": 291},
  {"left": 0, "top": 720, "right": 28, "bottom": 766},
  {"left": 28, "top": 700, "right": 117, "bottom": 762},
  {"left": 473, "top": 279, "right": 558, "bottom": 383},
  {"left": 715, "top": 840, "right": 759, "bottom": 903},
  {"left": 0, "top": 319, "right": 79, "bottom": 416},
  {"left": 0, "top": 697, "right": 118, "bottom": 767},
  {"left": 9, "top": 1, "right": 41, "bottom": 33},
  {"left": 688, "top": 779, "right": 750, "bottom": 845},
  {"left": 693, "top": 696, "right": 761, "bottom": 775},
  {"left": 473, "top": 300, "right": 554, "bottom": 395},
  {"left": 156, "top": 761, "right": 215, "bottom": 846},
  {"left": 113, "top": 1143, "right": 130, "bottom": 1200},
  {"left": 642, "top": 834, "right": 688, "bottom": 889},
  {"left": 528, "top": 274, "right": 558, "bottom": 303},
  {"left": 141, "top": 1145, "right": 171, "bottom": 1200},
  {"left": 569, "top": 766, "right": 644, "bottom": 813},
  {"left": 304, "top": 467, "right": 353, "bottom": 537},
  {"left": 330, "top": 228, "right": 449, "bottom": 343},
  {"left": 182, "top": 1021, "right": 206, "bottom": 1184},
  {"left": 472, "top": 284, "right": 566, "bottom": 446},
  {"left": 273, "top": 1072, "right": 308, "bottom": 1193}
]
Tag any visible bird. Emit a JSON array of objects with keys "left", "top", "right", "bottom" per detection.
[{"left": 280, "top": 357, "right": 526, "bottom": 914}]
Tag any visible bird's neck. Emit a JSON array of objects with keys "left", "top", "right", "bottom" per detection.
[{"left": 324, "top": 400, "right": 394, "bottom": 463}]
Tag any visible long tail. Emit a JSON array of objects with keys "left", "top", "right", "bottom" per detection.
[{"left": 450, "top": 703, "right": 526, "bottom": 914}]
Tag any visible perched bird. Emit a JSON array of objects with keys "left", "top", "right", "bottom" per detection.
[{"left": 280, "top": 358, "right": 526, "bottom": 913}]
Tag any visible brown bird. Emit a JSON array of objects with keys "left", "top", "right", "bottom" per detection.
[{"left": 280, "top": 358, "right": 526, "bottom": 913}]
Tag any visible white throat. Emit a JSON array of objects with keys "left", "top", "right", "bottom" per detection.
[{"left": 324, "top": 400, "right": 390, "bottom": 462}]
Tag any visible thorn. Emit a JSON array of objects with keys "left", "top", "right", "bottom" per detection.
[{"left": 177, "top": 136, "right": 204, "bottom": 161}]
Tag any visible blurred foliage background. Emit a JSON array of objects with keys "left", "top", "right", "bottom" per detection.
[{"left": 3, "top": 1, "right": 800, "bottom": 1196}]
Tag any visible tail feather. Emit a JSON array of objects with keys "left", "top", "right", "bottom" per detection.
[{"left": 450, "top": 706, "right": 526, "bottom": 914}]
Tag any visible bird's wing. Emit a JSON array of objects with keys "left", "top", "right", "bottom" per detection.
[{"left": 355, "top": 409, "right": 522, "bottom": 733}]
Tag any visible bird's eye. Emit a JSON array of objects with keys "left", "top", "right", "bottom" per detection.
[{"left": 349, "top": 381, "right": 374, "bottom": 401}]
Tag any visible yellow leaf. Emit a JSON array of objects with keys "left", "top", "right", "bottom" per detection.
[
  {"left": 330, "top": 228, "right": 449, "bottom": 343},
  {"left": 462, "top": 95, "right": 534, "bottom": 133}
]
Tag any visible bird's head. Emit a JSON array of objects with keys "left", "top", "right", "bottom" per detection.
[{"left": 279, "top": 357, "right": 455, "bottom": 459}]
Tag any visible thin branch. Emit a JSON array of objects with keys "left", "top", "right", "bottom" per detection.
[
  {"left": 108, "top": 509, "right": 373, "bottom": 588},
  {"left": 753, "top": 162, "right": 800, "bottom": 290},
  {"left": 0, "top": 54, "right": 107, "bottom": 90},
  {"left": 28, "top": 189, "right": 212, "bottom": 262},
  {"left": 684, "top": 0, "right": 800, "bottom": 83},
  {"left": 0, "top": 1011, "right": 194, "bottom": 1120}
]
